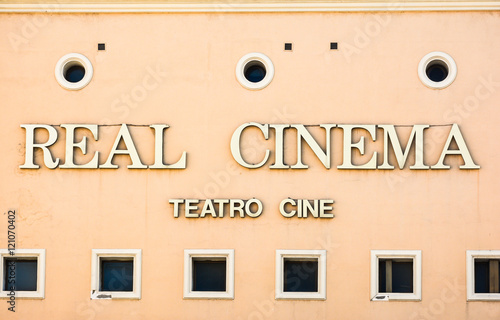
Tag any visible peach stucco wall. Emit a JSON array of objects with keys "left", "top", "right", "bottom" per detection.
[{"left": 0, "top": 9, "right": 500, "bottom": 319}]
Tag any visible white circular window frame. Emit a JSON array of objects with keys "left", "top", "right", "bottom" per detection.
[
  {"left": 418, "top": 51, "right": 457, "bottom": 89},
  {"left": 55, "top": 53, "right": 93, "bottom": 90},
  {"left": 236, "top": 52, "right": 274, "bottom": 90}
]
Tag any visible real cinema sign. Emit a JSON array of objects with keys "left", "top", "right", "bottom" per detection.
[{"left": 20, "top": 122, "right": 480, "bottom": 170}]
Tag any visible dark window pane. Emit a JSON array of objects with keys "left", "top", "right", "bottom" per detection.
[
  {"left": 65, "top": 65, "right": 85, "bottom": 83},
  {"left": 392, "top": 261, "right": 413, "bottom": 293},
  {"left": 193, "top": 260, "right": 226, "bottom": 292},
  {"left": 378, "top": 259, "right": 387, "bottom": 292},
  {"left": 379, "top": 259, "right": 413, "bottom": 293},
  {"left": 3, "top": 258, "right": 38, "bottom": 291},
  {"left": 284, "top": 259, "right": 318, "bottom": 292},
  {"left": 426, "top": 62, "right": 448, "bottom": 82},
  {"left": 100, "top": 259, "right": 134, "bottom": 292},
  {"left": 475, "top": 260, "right": 490, "bottom": 293},
  {"left": 498, "top": 261, "right": 500, "bottom": 292},
  {"left": 244, "top": 62, "right": 266, "bottom": 83}
]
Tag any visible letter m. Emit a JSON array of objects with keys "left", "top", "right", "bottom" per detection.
[{"left": 378, "top": 125, "right": 429, "bottom": 169}]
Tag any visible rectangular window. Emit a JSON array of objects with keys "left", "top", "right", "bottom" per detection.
[
  {"left": 467, "top": 250, "right": 500, "bottom": 301},
  {"left": 474, "top": 259, "right": 500, "bottom": 294},
  {"left": 276, "top": 250, "right": 326, "bottom": 300},
  {"left": 371, "top": 250, "right": 421, "bottom": 301},
  {"left": 91, "top": 249, "right": 141, "bottom": 299},
  {"left": 378, "top": 259, "right": 413, "bottom": 293},
  {"left": 184, "top": 249, "right": 234, "bottom": 299},
  {"left": 99, "top": 259, "right": 134, "bottom": 292},
  {"left": 284, "top": 258, "right": 318, "bottom": 292},
  {"left": 3, "top": 258, "right": 38, "bottom": 291},
  {"left": 0, "top": 249, "right": 45, "bottom": 299},
  {"left": 192, "top": 259, "right": 226, "bottom": 292}
]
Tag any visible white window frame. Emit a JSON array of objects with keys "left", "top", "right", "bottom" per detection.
[
  {"left": 235, "top": 52, "right": 274, "bottom": 90},
  {"left": 91, "top": 249, "right": 142, "bottom": 300},
  {"left": 370, "top": 250, "right": 422, "bottom": 301},
  {"left": 0, "top": 249, "right": 46, "bottom": 299},
  {"left": 275, "top": 249, "right": 327, "bottom": 300},
  {"left": 55, "top": 53, "right": 93, "bottom": 90},
  {"left": 183, "top": 249, "right": 234, "bottom": 299},
  {"left": 417, "top": 51, "right": 457, "bottom": 89},
  {"left": 467, "top": 250, "right": 500, "bottom": 301}
]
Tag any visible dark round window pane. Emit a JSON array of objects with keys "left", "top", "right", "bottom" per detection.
[
  {"left": 426, "top": 62, "right": 448, "bottom": 83},
  {"left": 244, "top": 63, "right": 266, "bottom": 83},
  {"left": 65, "top": 65, "right": 85, "bottom": 83}
]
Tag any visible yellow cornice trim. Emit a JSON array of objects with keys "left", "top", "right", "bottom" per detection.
[{"left": 1, "top": 2, "right": 499, "bottom": 13}]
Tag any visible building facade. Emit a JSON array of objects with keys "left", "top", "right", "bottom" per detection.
[{"left": 1, "top": 1, "right": 500, "bottom": 319}]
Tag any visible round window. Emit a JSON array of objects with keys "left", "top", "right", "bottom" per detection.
[
  {"left": 55, "top": 53, "right": 93, "bottom": 90},
  {"left": 236, "top": 53, "right": 274, "bottom": 90},
  {"left": 418, "top": 52, "right": 457, "bottom": 89}
]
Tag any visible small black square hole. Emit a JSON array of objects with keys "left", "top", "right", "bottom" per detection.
[
  {"left": 284, "top": 43, "right": 293, "bottom": 51},
  {"left": 330, "top": 42, "right": 338, "bottom": 50},
  {"left": 98, "top": 43, "right": 106, "bottom": 51}
]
